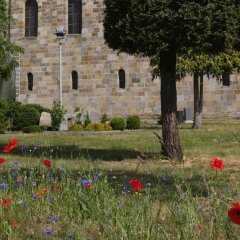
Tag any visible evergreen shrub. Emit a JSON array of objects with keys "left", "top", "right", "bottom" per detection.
[
  {"left": 12, "top": 105, "right": 40, "bottom": 130},
  {"left": 110, "top": 117, "right": 126, "bottom": 130},
  {"left": 100, "top": 113, "right": 110, "bottom": 124},
  {"left": 68, "top": 123, "right": 84, "bottom": 131},
  {"left": 126, "top": 115, "right": 141, "bottom": 129},
  {"left": 22, "top": 125, "right": 46, "bottom": 133}
]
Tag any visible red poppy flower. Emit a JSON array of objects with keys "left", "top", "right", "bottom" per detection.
[
  {"left": 210, "top": 158, "right": 224, "bottom": 170},
  {"left": 130, "top": 178, "right": 142, "bottom": 192},
  {"left": 195, "top": 223, "right": 202, "bottom": 230},
  {"left": 228, "top": 202, "right": 240, "bottom": 225},
  {"left": 2, "top": 198, "right": 13, "bottom": 207},
  {"left": 12, "top": 220, "right": 20, "bottom": 228},
  {"left": 3, "top": 139, "right": 18, "bottom": 153},
  {"left": 43, "top": 159, "right": 52, "bottom": 168},
  {"left": 0, "top": 158, "right": 5, "bottom": 164}
]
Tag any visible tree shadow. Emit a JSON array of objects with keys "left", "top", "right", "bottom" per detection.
[{"left": 0, "top": 144, "right": 158, "bottom": 161}]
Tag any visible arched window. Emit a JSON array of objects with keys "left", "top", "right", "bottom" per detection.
[
  {"left": 27, "top": 72, "right": 33, "bottom": 91},
  {"left": 25, "top": 0, "right": 38, "bottom": 37},
  {"left": 119, "top": 69, "right": 125, "bottom": 89},
  {"left": 72, "top": 71, "right": 78, "bottom": 90},
  {"left": 68, "top": 0, "right": 82, "bottom": 34},
  {"left": 222, "top": 72, "right": 230, "bottom": 86}
]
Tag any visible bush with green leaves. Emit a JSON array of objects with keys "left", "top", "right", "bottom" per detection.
[
  {"left": 51, "top": 102, "right": 65, "bottom": 131},
  {"left": 68, "top": 123, "right": 84, "bottom": 131},
  {"left": 22, "top": 125, "right": 46, "bottom": 133},
  {"left": 24, "top": 103, "right": 51, "bottom": 115},
  {"left": 84, "top": 112, "right": 91, "bottom": 127},
  {"left": 126, "top": 115, "right": 141, "bottom": 129},
  {"left": 0, "top": 111, "right": 8, "bottom": 133},
  {"left": 85, "top": 123, "right": 112, "bottom": 131},
  {"left": 100, "top": 113, "right": 110, "bottom": 124},
  {"left": 12, "top": 105, "right": 40, "bottom": 130},
  {"left": 110, "top": 117, "right": 126, "bottom": 130}
]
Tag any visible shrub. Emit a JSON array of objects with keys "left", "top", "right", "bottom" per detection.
[
  {"left": 0, "top": 112, "right": 8, "bottom": 133},
  {"left": 84, "top": 123, "right": 112, "bottom": 131},
  {"left": 12, "top": 105, "right": 40, "bottom": 130},
  {"left": 100, "top": 113, "right": 110, "bottom": 124},
  {"left": 24, "top": 103, "right": 51, "bottom": 114},
  {"left": 110, "top": 117, "right": 126, "bottom": 130},
  {"left": 51, "top": 101, "right": 65, "bottom": 131},
  {"left": 68, "top": 123, "right": 84, "bottom": 131},
  {"left": 84, "top": 112, "right": 91, "bottom": 127},
  {"left": 126, "top": 115, "right": 141, "bottom": 129},
  {"left": 22, "top": 125, "right": 46, "bottom": 133}
]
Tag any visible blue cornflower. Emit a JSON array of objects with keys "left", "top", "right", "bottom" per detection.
[
  {"left": 46, "top": 197, "right": 54, "bottom": 203},
  {"left": 45, "top": 229, "right": 53, "bottom": 235},
  {"left": 32, "top": 195, "right": 38, "bottom": 200},
  {"left": 59, "top": 167, "right": 65, "bottom": 172},
  {"left": 12, "top": 171, "right": 18, "bottom": 176},
  {"left": 13, "top": 161, "right": 19, "bottom": 165},
  {"left": 0, "top": 183, "right": 7, "bottom": 189},
  {"left": 79, "top": 180, "right": 92, "bottom": 186},
  {"left": 32, "top": 181, "right": 37, "bottom": 186},
  {"left": 50, "top": 216, "right": 58, "bottom": 222},
  {"left": 122, "top": 186, "right": 128, "bottom": 191}
]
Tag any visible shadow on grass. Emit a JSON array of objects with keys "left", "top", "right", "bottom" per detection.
[{"left": 0, "top": 144, "right": 158, "bottom": 161}]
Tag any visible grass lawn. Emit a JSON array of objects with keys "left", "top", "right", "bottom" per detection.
[{"left": 0, "top": 120, "right": 239, "bottom": 239}]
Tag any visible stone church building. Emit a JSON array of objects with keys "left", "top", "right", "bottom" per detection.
[{"left": 9, "top": 0, "right": 240, "bottom": 119}]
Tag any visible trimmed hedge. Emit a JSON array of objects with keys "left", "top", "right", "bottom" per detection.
[
  {"left": 22, "top": 125, "right": 46, "bottom": 133},
  {"left": 110, "top": 117, "right": 126, "bottom": 130},
  {"left": 85, "top": 123, "right": 112, "bottom": 131},
  {"left": 126, "top": 115, "right": 141, "bottom": 129},
  {"left": 68, "top": 123, "right": 84, "bottom": 131},
  {"left": 12, "top": 105, "right": 40, "bottom": 130}
]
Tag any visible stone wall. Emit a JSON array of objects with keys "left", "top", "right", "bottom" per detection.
[{"left": 9, "top": 0, "right": 240, "bottom": 119}]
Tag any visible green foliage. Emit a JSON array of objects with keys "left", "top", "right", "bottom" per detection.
[
  {"left": 24, "top": 103, "right": 51, "bottom": 115},
  {"left": 0, "top": 111, "right": 8, "bottom": 133},
  {"left": 126, "top": 115, "right": 141, "bottom": 129},
  {"left": 84, "top": 112, "right": 91, "bottom": 127},
  {"left": 51, "top": 101, "right": 65, "bottom": 131},
  {"left": 12, "top": 105, "right": 40, "bottom": 130},
  {"left": 85, "top": 123, "right": 112, "bottom": 131},
  {"left": 68, "top": 123, "right": 84, "bottom": 131},
  {"left": 110, "top": 117, "right": 126, "bottom": 130},
  {"left": 22, "top": 125, "right": 46, "bottom": 133},
  {"left": 100, "top": 113, "right": 110, "bottom": 124},
  {"left": 0, "top": 0, "right": 23, "bottom": 80},
  {"left": 104, "top": 0, "right": 240, "bottom": 57}
]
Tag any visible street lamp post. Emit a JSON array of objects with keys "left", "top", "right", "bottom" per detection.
[{"left": 55, "top": 26, "right": 65, "bottom": 106}]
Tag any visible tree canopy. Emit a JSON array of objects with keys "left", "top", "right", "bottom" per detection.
[{"left": 103, "top": 0, "right": 240, "bottom": 160}]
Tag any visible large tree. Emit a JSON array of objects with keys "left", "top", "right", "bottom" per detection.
[
  {"left": 104, "top": 0, "right": 240, "bottom": 160},
  {"left": 0, "top": 0, "right": 23, "bottom": 81},
  {"left": 177, "top": 51, "right": 240, "bottom": 129}
]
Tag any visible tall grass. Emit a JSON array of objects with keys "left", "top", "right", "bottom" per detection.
[{"left": 0, "top": 120, "right": 239, "bottom": 239}]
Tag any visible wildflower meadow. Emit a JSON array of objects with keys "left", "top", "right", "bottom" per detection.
[{"left": 0, "top": 121, "right": 240, "bottom": 239}]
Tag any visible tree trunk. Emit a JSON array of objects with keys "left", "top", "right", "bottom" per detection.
[
  {"left": 192, "top": 73, "right": 203, "bottom": 129},
  {"left": 159, "top": 49, "right": 183, "bottom": 161}
]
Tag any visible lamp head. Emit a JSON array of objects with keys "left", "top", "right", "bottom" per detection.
[{"left": 55, "top": 26, "right": 65, "bottom": 39}]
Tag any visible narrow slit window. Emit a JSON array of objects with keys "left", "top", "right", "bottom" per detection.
[
  {"left": 222, "top": 72, "right": 230, "bottom": 86},
  {"left": 68, "top": 0, "right": 82, "bottom": 34},
  {"left": 25, "top": 0, "right": 38, "bottom": 37},
  {"left": 27, "top": 72, "right": 33, "bottom": 91},
  {"left": 72, "top": 71, "right": 78, "bottom": 90},
  {"left": 119, "top": 69, "right": 125, "bottom": 89}
]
